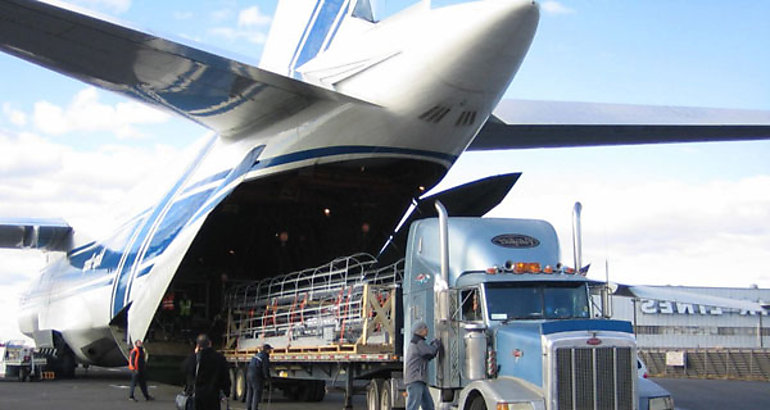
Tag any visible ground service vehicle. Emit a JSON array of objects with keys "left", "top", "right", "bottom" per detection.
[
  {"left": 0, "top": 341, "right": 47, "bottom": 382},
  {"left": 220, "top": 202, "right": 673, "bottom": 410}
]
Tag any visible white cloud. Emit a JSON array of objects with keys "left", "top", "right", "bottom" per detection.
[
  {"left": 173, "top": 11, "right": 193, "bottom": 20},
  {"left": 32, "top": 87, "right": 169, "bottom": 139},
  {"left": 71, "top": 0, "right": 131, "bottom": 14},
  {"left": 238, "top": 6, "right": 272, "bottom": 27},
  {"left": 208, "top": 27, "right": 268, "bottom": 45},
  {"left": 486, "top": 172, "right": 770, "bottom": 288},
  {"left": 3, "top": 103, "right": 27, "bottom": 126},
  {"left": 211, "top": 8, "right": 233, "bottom": 23},
  {"left": 541, "top": 1, "right": 575, "bottom": 15}
]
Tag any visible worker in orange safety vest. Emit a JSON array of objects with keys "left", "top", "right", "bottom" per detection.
[{"left": 128, "top": 339, "right": 154, "bottom": 401}]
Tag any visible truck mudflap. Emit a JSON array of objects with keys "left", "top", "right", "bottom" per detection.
[{"left": 457, "top": 377, "right": 545, "bottom": 410}]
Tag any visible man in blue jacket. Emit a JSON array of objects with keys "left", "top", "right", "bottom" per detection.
[
  {"left": 246, "top": 344, "right": 272, "bottom": 410},
  {"left": 404, "top": 321, "right": 440, "bottom": 410}
]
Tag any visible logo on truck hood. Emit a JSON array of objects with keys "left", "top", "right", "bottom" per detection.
[{"left": 491, "top": 234, "right": 540, "bottom": 249}]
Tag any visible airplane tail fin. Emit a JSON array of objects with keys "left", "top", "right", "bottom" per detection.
[{"left": 260, "top": 0, "right": 376, "bottom": 78}]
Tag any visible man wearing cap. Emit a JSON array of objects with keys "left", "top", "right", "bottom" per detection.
[
  {"left": 246, "top": 344, "right": 272, "bottom": 410},
  {"left": 404, "top": 321, "right": 441, "bottom": 410},
  {"left": 185, "top": 334, "right": 231, "bottom": 410}
]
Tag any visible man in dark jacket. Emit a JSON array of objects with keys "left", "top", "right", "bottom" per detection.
[
  {"left": 245, "top": 344, "right": 272, "bottom": 410},
  {"left": 128, "top": 339, "right": 154, "bottom": 401},
  {"left": 404, "top": 321, "right": 440, "bottom": 410},
  {"left": 185, "top": 334, "right": 231, "bottom": 410}
]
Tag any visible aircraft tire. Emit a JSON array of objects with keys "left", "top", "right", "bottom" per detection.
[{"left": 58, "top": 351, "right": 77, "bottom": 379}]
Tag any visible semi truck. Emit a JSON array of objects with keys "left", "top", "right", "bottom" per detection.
[{"left": 218, "top": 202, "right": 674, "bottom": 410}]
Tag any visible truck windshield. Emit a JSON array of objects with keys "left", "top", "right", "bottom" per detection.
[{"left": 485, "top": 282, "right": 590, "bottom": 320}]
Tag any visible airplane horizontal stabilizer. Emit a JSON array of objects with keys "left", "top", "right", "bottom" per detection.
[
  {"left": 470, "top": 99, "right": 770, "bottom": 150},
  {"left": 0, "top": 0, "right": 370, "bottom": 137},
  {"left": 0, "top": 218, "right": 72, "bottom": 251}
]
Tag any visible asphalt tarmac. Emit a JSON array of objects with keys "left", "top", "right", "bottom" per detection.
[
  {"left": 0, "top": 366, "right": 364, "bottom": 410},
  {"left": 1, "top": 366, "right": 768, "bottom": 410}
]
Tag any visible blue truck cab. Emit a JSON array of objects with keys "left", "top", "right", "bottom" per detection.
[{"left": 402, "top": 216, "right": 640, "bottom": 410}]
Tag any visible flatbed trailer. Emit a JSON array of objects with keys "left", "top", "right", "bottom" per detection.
[{"left": 220, "top": 254, "right": 405, "bottom": 407}]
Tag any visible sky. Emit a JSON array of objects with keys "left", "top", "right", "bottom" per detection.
[{"left": 1, "top": 0, "right": 769, "bottom": 341}]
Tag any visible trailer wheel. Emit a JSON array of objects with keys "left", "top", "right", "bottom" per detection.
[
  {"left": 469, "top": 395, "right": 486, "bottom": 410},
  {"left": 235, "top": 367, "right": 247, "bottom": 402},
  {"left": 311, "top": 380, "right": 326, "bottom": 402},
  {"left": 17, "top": 367, "right": 29, "bottom": 382},
  {"left": 284, "top": 384, "right": 300, "bottom": 401},
  {"left": 366, "top": 379, "right": 381, "bottom": 410},
  {"left": 380, "top": 380, "right": 392, "bottom": 410},
  {"left": 228, "top": 368, "right": 236, "bottom": 398}
]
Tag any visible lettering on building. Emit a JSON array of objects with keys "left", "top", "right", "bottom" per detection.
[{"left": 639, "top": 299, "right": 767, "bottom": 316}]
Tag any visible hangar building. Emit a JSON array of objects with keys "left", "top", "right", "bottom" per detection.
[{"left": 609, "top": 286, "right": 769, "bottom": 349}]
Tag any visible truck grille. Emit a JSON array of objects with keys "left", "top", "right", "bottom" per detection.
[{"left": 556, "top": 347, "right": 633, "bottom": 410}]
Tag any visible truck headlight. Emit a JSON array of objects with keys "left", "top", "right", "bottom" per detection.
[
  {"left": 648, "top": 396, "right": 674, "bottom": 410},
  {"left": 496, "top": 402, "right": 534, "bottom": 410}
]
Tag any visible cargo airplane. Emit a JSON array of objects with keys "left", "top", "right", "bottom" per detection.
[{"left": 1, "top": 0, "right": 768, "bottom": 377}]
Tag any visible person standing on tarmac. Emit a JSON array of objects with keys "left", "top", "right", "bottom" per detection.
[
  {"left": 404, "top": 321, "right": 441, "bottom": 410},
  {"left": 128, "top": 339, "right": 154, "bottom": 401},
  {"left": 246, "top": 344, "right": 272, "bottom": 410},
  {"left": 185, "top": 334, "right": 231, "bottom": 410}
]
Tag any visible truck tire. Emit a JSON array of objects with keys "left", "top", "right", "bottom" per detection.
[
  {"left": 229, "top": 368, "right": 236, "bottom": 398},
  {"left": 311, "top": 380, "right": 326, "bottom": 402},
  {"left": 284, "top": 384, "right": 300, "bottom": 401},
  {"left": 298, "top": 381, "right": 313, "bottom": 401},
  {"left": 17, "top": 367, "right": 29, "bottom": 382},
  {"left": 380, "top": 380, "right": 392, "bottom": 410},
  {"left": 469, "top": 395, "right": 486, "bottom": 410},
  {"left": 235, "top": 367, "right": 247, "bottom": 402},
  {"left": 367, "top": 379, "right": 381, "bottom": 410}
]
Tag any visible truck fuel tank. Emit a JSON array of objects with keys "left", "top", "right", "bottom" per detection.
[{"left": 463, "top": 323, "right": 487, "bottom": 381}]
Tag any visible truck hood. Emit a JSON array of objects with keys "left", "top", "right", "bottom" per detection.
[{"left": 494, "top": 319, "right": 634, "bottom": 388}]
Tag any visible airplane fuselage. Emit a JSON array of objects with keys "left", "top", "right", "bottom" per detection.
[{"left": 16, "top": 0, "right": 539, "bottom": 366}]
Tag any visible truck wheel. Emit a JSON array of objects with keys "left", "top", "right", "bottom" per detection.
[
  {"left": 229, "top": 368, "right": 236, "bottom": 398},
  {"left": 311, "top": 380, "right": 326, "bottom": 402},
  {"left": 298, "top": 381, "right": 313, "bottom": 401},
  {"left": 18, "top": 368, "right": 29, "bottom": 382},
  {"left": 284, "top": 385, "right": 300, "bottom": 401},
  {"left": 235, "top": 367, "right": 247, "bottom": 402},
  {"left": 367, "top": 379, "right": 381, "bottom": 410},
  {"left": 469, "top": 396, "right": 486, "bottom": 410},
  {"left": 380, "top": 380, "right": 392, "bottom": 410}
]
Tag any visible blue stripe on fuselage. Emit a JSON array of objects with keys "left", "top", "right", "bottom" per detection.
[{"left": 111, "top": 136, "right": 218, "bottom": 318}]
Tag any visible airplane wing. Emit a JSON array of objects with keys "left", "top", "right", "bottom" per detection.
[
  {"left": 469, "top": 99, "right": 770, "bottom": 150},
  {"left": 0, "top": 0, "right": 368, "bottom": 137},
  {"left": 0, "top": 218, "right": 72, "bottom": 251},
  {"left": 608, "top": 283, "right": 769, "bottom": 313}
]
